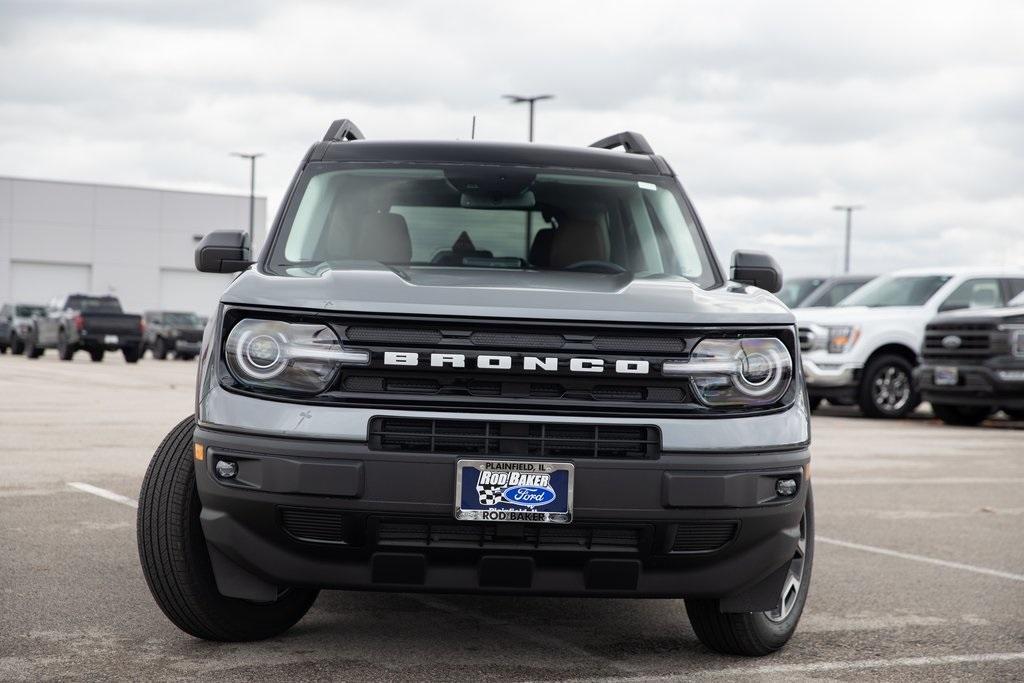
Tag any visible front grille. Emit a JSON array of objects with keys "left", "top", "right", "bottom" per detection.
[
  {"left": 671, "top": 521, "right": 738, "bottom": 552},
  {"left": 377, "top": 519, "right": 645, "bottom": 552},
  {"left": 923, "top": 322, "right": 1003, "bottom": 359},
  {"left": 370, "top": 417, "right": 659, "bottom": 459},
  {"left": 220, "top": 309, "right": 797, "bottom": 417}
]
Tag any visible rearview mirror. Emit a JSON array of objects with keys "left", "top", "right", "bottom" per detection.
[
  {"left": 195, "top": 231, "right": 252, "bottom": 273},
  {"left": 731, "top": 250, "right": 783, "bottom": 293}
]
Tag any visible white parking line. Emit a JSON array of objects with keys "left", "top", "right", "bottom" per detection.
[
  {"left": 66, "top": 482, "right": 138, "bottom": 509},
  {"left": 818, "top": 536, "right": 1024, "bottom": 582},
  {"left": 568, "top": 652, "right": 1024, "bottom": 681}
]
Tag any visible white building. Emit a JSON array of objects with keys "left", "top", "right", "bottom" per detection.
[{"left": 0, "top": 176, "right": 266, "bottom": 317}]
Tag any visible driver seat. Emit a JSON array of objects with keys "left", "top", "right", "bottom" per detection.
[{"left": 548, "top": 218, "right": 610, "bottom": 268}]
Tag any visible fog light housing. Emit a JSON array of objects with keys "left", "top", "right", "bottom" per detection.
[
  {"left": 775, "top": 478, "right": 798, "bottom": 496},
  {"left": 215, "top": 460, "right": 238, "bottom": 479}
]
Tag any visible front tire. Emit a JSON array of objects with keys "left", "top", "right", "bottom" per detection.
[
  {"left": 89, "top": 349, "right": 105, "bottom": 362},
  {"left": 686, "top": 486, "right": 814, "bottom": 656},
  {"left": 11, "top": 334, "right": 25, "bottom": 355},
  {"left": 25, "top": 334, "right": 44, "bottom": 359},
  {"left": 153, "top": 337, "right": 168, "bottom": 360},
  {"left": 858, "top": 354, "right": 918, "bottom": 418},
  {"left": 57, "top": 331, "right": 74, "bottom": 361},
  {"left": 932, "top": 404, "right": 992, "bottom": 426},
  {"left": 137, "top": 416, "right": 318, "bottom": 641},
  {"left": 123, "top": 346, "right": 141, "bottom": 364}
]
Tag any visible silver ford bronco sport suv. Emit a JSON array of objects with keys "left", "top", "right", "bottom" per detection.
[{"left": 137, "top": 120, "right": 813, "bottom": 656}]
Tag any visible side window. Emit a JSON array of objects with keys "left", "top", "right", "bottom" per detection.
[
  {"left": 939, "top": 278, "right": 1004, "bottom": 312},
  {"left": 1006, "top": 278, "right": 1024, "bottom": 302},
  {"left": 822, "top": 282, "right": 862, "bottom": 306}
]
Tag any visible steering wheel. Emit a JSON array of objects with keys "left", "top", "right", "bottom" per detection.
[{"left": 563, "top": 260, "right": 628, "bottom": 274}]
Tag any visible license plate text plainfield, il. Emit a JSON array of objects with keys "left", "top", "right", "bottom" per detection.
[{"left": 455, "top": 460, "right": 574, "bottom": 524}]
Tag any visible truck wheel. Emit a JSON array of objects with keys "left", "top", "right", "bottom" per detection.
[
  {"left": 686, "top": 486, "right": 814, "bottom": 656},
  {"left": 137, "top": 416, "right": 318, "bottom": 641},
  {"left": 89, "top": 349, "right": 105, "bottom": 362},
  {"left": 932, "top": 404, "right": 991, "bottom": 426},
  {"left": 153, "top": 337, "right": 168, "bottom": 360},
  {"left": 57, "top": 331, "right": 75, "bottom": 361},
  {"left": 123, "top": 346, "right": 141, "bottom": 364},
  {"left": 11, "top": 334, "right": 26, "bottom": 355},
  {"left": 25, "top": 334, "right": 44, "bottom": 359},
  {"left": 858, "top": 354, "right": 918, "bottom": 418}
]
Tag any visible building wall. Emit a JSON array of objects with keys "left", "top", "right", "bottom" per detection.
[{"left": 0, "top": 176, "right": 267, "bottom": 316}]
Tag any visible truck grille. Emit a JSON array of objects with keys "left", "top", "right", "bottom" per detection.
[
  {"left": 369, "top": 417, "right": 660, "bottom": 459},
  {"left": 923, "top": 322, "right": 1001, "bottom": 360}
]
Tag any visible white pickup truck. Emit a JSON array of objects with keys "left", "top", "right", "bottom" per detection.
[{"left": 795, "top": 267, "right": 1024, "bottom": 418}]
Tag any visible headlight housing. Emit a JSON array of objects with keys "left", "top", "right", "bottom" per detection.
[
  {"left": 827, "top": 325, "right": 860, "bottom": 354},
  {"left": 224, "top": 318, "right": 368, "bottom": 394},
  {"left": 663, "top": 337, "right": 793, "bottom": 406}
]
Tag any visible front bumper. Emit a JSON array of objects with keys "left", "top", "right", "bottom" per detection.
[
  {"left": 194, "top": 425, "right": 809, "bottom": 606},
  {"left": 916, "top": 363, "right": 1024, "bottom": 408}
]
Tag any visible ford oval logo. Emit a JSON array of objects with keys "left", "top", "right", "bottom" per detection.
[
  {"left": 502, "top": 486, "right": 557, "bottom": 508},
  {"left": 941, "top": 335, "right": 962, "bottom": 349}
]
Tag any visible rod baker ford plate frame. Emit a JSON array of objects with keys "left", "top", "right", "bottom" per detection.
[{"left": 455, "top": 459, "right": 574, "bottom": 524}]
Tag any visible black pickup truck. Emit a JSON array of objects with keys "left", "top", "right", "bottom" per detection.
[
  {"left": 26, "top": 294, "right": 144, "bottom": 363},
  {"left": 142, "top": 311, "right": 205, "bottom": 360},
  {"left": 917, "top": 298, "right": 1024, "bottom": 425}
]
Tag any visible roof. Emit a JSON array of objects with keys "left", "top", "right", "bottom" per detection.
[{"left": 316, "top": 139, "right": 668, "bottom": 175}]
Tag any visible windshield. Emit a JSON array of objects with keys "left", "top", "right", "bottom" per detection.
[
  {"left": 1011, "top": 292, "right": 1024, "bottom": 307},
  {"left": 15, "top": 305, "right": 45, "bottom": 317},
  {"left": 67, "top": 296, "right": 123, "bottom": 313},
  {"left": 163, "top": 312, "right": 201, "bottom": 325},
  {"left": 777, "top": 278, "right": 824, "bottom": 307},
  {"left": 838, "top": 275, "right": 951, "bottom": 307},
  {"left": 267, "top": 166, "right": 718, "bottom": 287}
]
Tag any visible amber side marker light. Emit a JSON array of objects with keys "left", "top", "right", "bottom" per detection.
[{"left": 194, "top": 443, "right": 205, "bottom": 461}]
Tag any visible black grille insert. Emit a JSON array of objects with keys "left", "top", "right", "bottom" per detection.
[
  {"left": 369, "top": 417, "right": 660, "bottom": 459},
  {"left": 280, "top": 507, "right": 351, "bottom": 544},
  {"left": 671, "top": 521, "right": 738, "bottom": 552},
  {"left": 377, "top": 519, "right": 645, "bottom": 552}
]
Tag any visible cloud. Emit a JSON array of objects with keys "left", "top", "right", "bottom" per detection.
[{"left": 0, "top": 0, "right": 1021, "bottom": 277}]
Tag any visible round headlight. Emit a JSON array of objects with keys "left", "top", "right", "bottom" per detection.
[
  {"left": 224, "top": 319, "right": 362, "bottom": 393},
  {"left": 669, "top": 337, "right": 793, "bottom": 407}
]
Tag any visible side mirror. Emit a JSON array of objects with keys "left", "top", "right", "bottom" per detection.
[
  {"left": 195, "top": 231, "right": 252, "bottom": 273},
  {"left": 731, "top": 250, "right": 783, "bottom": 293}
]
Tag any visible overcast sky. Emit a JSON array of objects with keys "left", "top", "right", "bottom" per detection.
[{"left": 1, "top": 0, "right": 1021, "bottom": 276}]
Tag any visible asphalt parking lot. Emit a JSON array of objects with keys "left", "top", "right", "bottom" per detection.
[{"left": 1, "top": 353, "right": 1022, "bottom": 682}]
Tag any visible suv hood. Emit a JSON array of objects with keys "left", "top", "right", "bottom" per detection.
[{"left": 221, "top": 264, "right": 793, "bottom": 325}]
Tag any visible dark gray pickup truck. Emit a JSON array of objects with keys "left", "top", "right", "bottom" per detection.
[{"left": 26, "top": 294, "right": 143, "bottom": 363}]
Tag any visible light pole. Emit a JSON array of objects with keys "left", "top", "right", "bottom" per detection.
[
  {"left": 231, "top": 152, "right": 264, "bottom": 246},
  {"left": 502, "top": 94, "right": 554, "bottom": 142},
  {"left": 832, "top": 204, "right": 863, "bottom": 273}
]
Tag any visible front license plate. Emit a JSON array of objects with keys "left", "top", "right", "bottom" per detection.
[
  {"left": 935, "top": 366, "right": 958, "bottom": 386},
  {"left": 455, "top": 459, "right": 573, "bottom": 524},
  {"left": 104, "top": 335, "right": 119, "bottom": 345}
]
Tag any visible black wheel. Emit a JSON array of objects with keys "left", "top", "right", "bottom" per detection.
[
  {"left": 138, "top": 416, "right": 318, "bottom": 641},
  {"left": 1003, "top": 409, "right": 1024, "bottom": 421},
  {"left": 0, "top": 343, "right": 7, "bottom": 354},
  {"left": 858, "top": 354, "right": 918, "bottom": 418},
  {"left": 25, "top": 334, "right": 44, "bottom": 359},
  {"left": 57, "top": 331, "right": 74, "bottom": 361},
  {"left": 11, "top": 334, "right": 25, "bottom": 355},
  {"left": 808, "top": 396, "right": 822, "bottom": 412},
  {"left": 153, "top": 337, "right": 168, "bottom": 360},
  {"left": 686, "top": 486, "right": 814, "bottom": 656},
  {"left": 123, "top": 346, "right": 141, "bottom": 364},
  {"left": 932, "top": 404, "right": 992, "bottom": 426},
  {"left": 89, "top": 348, "right": 105, "bottom": 362}
]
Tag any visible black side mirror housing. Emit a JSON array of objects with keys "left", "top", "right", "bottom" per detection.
[
  {"left": 731, "top": 250, "right": 783, "bottom": 293},
  {"left": 195, "top": 231, "right": 252, "bottom": 273}
]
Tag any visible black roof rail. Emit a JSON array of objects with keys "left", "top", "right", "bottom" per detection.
[
  {"left": 589, "top": 131, "right": 654, "bottom": 155},
  {"left": 323, "top": 119, "right": 365, "bottom": 142}
]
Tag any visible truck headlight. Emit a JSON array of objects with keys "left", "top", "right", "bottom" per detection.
[
  {"left": 827, "top": 325, "right": 860, "bottom": 354},
  {"left": 224, "top": 319, "right": 368, "bottom": 393},
  {"left": 663, "top": 337, "right": 793, "bottom": 406}
]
